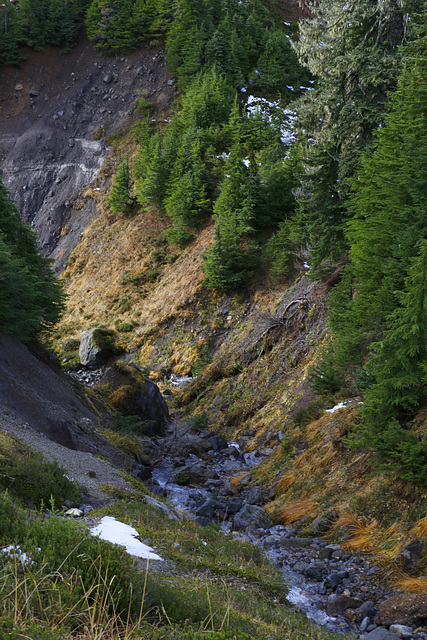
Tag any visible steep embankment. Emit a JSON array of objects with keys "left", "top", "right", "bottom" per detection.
[{"left": 0, "top": 32, "right": 175, "bottom": 272}]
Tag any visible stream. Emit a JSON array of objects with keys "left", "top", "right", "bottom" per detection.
[{"left": 147, "top": 435, "right": 389, "bottom": 638}]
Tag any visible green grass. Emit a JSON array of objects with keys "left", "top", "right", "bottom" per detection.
[{"left": 0, "top": 492, "right": 352, "bottom": 640}]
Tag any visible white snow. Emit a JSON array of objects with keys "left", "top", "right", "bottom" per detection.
[
  {"left": 303, "top": 262, "right": 310, "bottom": 269},
  {"left": 1, "top": 544, "right": 40, "bottom": 566},
  {"left": 325, "top": 401, "right": 350, "bottom": 413},
  {"left": 244, "top": 95, "right": 297, "bottom": 146},
  {"left": 90, "top": 516, "right": 163, "bottom": 561}
]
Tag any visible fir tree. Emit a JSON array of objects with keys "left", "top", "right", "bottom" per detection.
[{"left": 108, "top": 157, "right": 134, "bottom": 215}]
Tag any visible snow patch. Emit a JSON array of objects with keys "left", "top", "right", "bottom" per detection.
[
  {"left": 325, "top": 401, "right": 351, "bottom": 413},
  {"left": 90, "top": 516, "right": 163, "bottom": 560}
]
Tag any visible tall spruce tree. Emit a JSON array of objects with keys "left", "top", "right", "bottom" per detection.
[
  {"left": 0, "top": 174, "right": 64, "bottom": 339},
  {"left": 329, "top": 31, "right": 427, "bottom": 483},
  {"left": 293, "top": 0, "right": 424, "bottom": 271}
]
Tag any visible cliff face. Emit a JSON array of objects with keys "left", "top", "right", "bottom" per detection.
[{"left": 0, "top": 33, "right": 175, "bottom": 272}]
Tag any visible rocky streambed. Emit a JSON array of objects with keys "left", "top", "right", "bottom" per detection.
[{"left": 135, "top": 426, "right": 427, "bottom": 640}]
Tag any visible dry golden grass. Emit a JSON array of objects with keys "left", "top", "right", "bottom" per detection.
[
  {"left": 276, "top": 496, "right": 318, "bottom": 525},
  {"left": 397, "top": 576, "right": 427, "bottom": 593}
]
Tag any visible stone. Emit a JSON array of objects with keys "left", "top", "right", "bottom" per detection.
[
  {"left": 278, "top": 537, "right": 312, "bottom": 549},
  {"left": 143, "top": 495, "right": 182, "bottom": 522},
  {"left": 196, "top": 499, "right": 217, "bottom": 518},
  {"left": 100, "top": 362, "right": 170, "bottom": 436},
  {"left": 233, "top": 504, "right": 273, "bottom": 531},
  {"left": 310, "top": 511, "right": 339, "bottom": 535},
  {"left": 305, "top": 564, "right": 324, "bottom": 580},
  {"left": 355, "top": 601, "right": 376, "bottom": 623},
  {"left": 14, "top": 83, "right": 23, "bottom": 91},
  {"left": 389, "top": 624, "right": 416, "bottom": 640},
  {"left": 379, "top": 594, "right": 427, "bottom": 626},
  {"left": 325, "top": 572, "right": 341, "bottom": 589},
  {"left": 293, "top": 561, "right": 310, "bottom": 573},
  {"left": 29, "top": 89, "right": 39, "bottom": 97},
  {"left": 365, "top": 629, "right": 400, "bottom": 640},
  {"left": 326, "top": 594, "right": 362, "bottom": 617},
  {"left": 79, "top": 327, "right": 114, "bottom": 367},
  {"left": 360, "top": 616, "right": 372, "bottom": 632},
  {"left": 132, "top": 464, "right": 151, "bottom": 482},
  {"left": 173, "top": 464, "right": 217, "bottom": 486},
  {"left": 396, "top": 540, "right": 426, "bottom": 573},
  {"left": 263, "top": 535, "right": 282, "bottom": 549},
  {"left": 246, "top": 487, "right": 264, "bottom": 505},
  {"left": 103, "top": 73, "right": 113, "bottom": 83},
  {"left": 208, "top": 435, "right": 228, "bottom": 452},
  {"left": 318, "top": 547, "right": 334, "bottom": 560}
]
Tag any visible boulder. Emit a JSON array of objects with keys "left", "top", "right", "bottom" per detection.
[
  {"left": 143, "top": 495, "right": 182, "bottom": 522},
  {"left": 208, "top": 435, "right": 228, "bottom": 452},
  {"left": 354, "top": 600, "right": 376, "bottom": 623},
  {"left": 326, "top": 594, "right": 362, "bottom": 617},
  {"left": 365, "top": 629, "right": 400, "bottom": 640},
  {"left": 233, "top": 504, "right": 273, "bottom": 531},
  {"left": 172, "top": 464, "right": 217, "bottom": 486},
  {"left": 396, "top": 539, "right": 426, "bottom": 573},
  {"left": 79, "top": 327, "right": 117, "bottom": 368},
  {"left": 310, "top": 511, "right": 339, "bottom": 535},
  {"left": 98, "top": 362, "right": 170, "bottom": 436},
  {"left": 389, "top": 624, "right": 415, "bottom": 640},
  {"left": 379, "top": 593, "right": 427, "bottom": 626}
]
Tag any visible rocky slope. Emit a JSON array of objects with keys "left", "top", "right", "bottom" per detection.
[{"left": 0, "top": 32, "right": 175, "bottom": 272}]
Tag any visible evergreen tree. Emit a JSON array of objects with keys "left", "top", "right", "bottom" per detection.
[
  {"left": 293, "top": 0, "right": 424, "bottom": 270},
  {"left": 108, "top": 157, "right": 134, "bottom": 215},
  {"left": 0, "top": 174, "right": 64, "bottom": 339}
]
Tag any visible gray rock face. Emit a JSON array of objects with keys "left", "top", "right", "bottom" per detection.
[
  {"left": 233, "top": 504, "right": 273, "bottom": 531},
  {"left": 135, "top": 378, "right": 170, "bottom": 436},
  {"left": 0, "top": 39, "right": 176, "bottom": 273},
  {"left": 79, "top": 328, "right": 111, "bottom": 367}
]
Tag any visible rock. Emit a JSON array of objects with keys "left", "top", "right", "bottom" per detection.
[
  {"left": 246, "top": 487, "right": 264, "bottom": 505},
  {"left": 379, "top": 594, "right": 427, "bottom": 626},
  {"left": 318, "top": 547, "right": 335, "bottom": 560},
  {"left": 233, "top": 504, "right": 273, "bottom": 531},
  {"left": 310, "top": 511, "right": 339, "bottom": 535},
  {"left": 132, "top": 464, "right": 152, "bottom": 482},
  {"left": 278, "top": 537, "right": 312, "bottom": 549},
  {"left": 355, "top": 601, "right": 376, "bottom": 623},
  {"left": 389, "top": 624, "right": 415, "bottom": 640},
  {"left": 14, "top": 83, "right": 23, "bottom": 91},
  {"left": 326, "top": 594, "right": 362, "bottom": 617},
  {"left": 365, "top": 629, "right": 400, "bottom": 640},
  {"left": 163, "top": 388, "right": 172, "bottom": 396},
  {"left": 143, "top": 495, "right": 182, "bottom": 522},
  {"left": 29, "top": 89, "right": 39, "bottom": 97},
  {"left": 103, "top": 73, "right": 113, "bottom": 83},
  {"left": 360, "top": 616, "right": 372, "bottom": 632},
  {"left": 173, "top": 464, "right": 217, "bottom": 486},
  {"left": 305, "top": 564, "right": 325, "bottom": 580},
  {"left": 293, "top": 561, "right": 310, "bottom": 573},
  {"left": 79, "top": 327, "right": 116, "bottom": 367},
  {"left": 325, "top": 572, "right": 341, "bottom": 589},
  {"left": 263, "top": 535, "right": 282, "bottom": 549},
  {"left": 196, "top": 499, "right": 217, "bottom": 518},
  {"left": 396, "top": 540, "right": 426, "bottom": 573},
  {"left": 208, "top": 435, "right": 228, "bottom": 452},
  {"left": 99, "top": 362, "right": 170, "bottom": 436},
  {"left": 224, "top": 497, "right": 243, "bottom": 516}
]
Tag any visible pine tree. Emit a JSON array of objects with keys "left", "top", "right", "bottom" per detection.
[
  {"left": 0, "top": 173, "right": 64, "bottom": 339},
  {"left": 108, "top": 157, "right": 134, "bottom": 214},
  {"left": 293, "top": 0, "right": 424, "bottom": 270}
]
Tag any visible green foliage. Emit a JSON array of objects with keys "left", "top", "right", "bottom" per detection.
[
  {"left": 0, "top": 618, "right": 66, "bottom": 640},
  {"left": 108, "top": 157, "right": 134, "bottom": 215},
  {"left": 113, "top": 412, "right": 153, "bottom": 435},
  {"left": 308, "top": 360, "right": 342, "bottom": 396},
  {"left": 0, "top": 174, "right": 65, "bottom": 339},
  {"left": 293, "top": 0, "right": 424, "bottom": 269},
  {"left": 0, "top": 454, "right": 81, "bottom": 509},
  {"left": 0, "top": 0, "right": 87, "bottom": 65},
  {"left": 329, "top": 36, "right": 427, "bottom": 485}
]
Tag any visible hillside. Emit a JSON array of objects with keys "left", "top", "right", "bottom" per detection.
[{"left": 0, "top": 0, "right": 426, "bottom": 638}]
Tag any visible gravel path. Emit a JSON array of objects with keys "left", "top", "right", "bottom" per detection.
[{"left": 0, "top": 404, "right": 133, "bottom": 505}]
